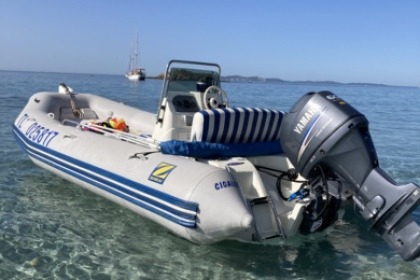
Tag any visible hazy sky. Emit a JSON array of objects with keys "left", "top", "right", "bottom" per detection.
[{"left": 1, "top": 0, "right": 419, "bottom": 86}]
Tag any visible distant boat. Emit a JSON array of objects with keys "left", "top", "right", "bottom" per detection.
[{"left": 125, "top": 30, "right": 146, "bottom": 81}]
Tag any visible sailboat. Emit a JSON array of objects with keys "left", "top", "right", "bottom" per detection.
[{"left": 125, "top": 30, "right": 146, "bottom": 81}]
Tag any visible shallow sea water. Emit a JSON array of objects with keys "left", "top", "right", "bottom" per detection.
[{"left": 1, "top": 71, "right": 419, "bottom": 279}]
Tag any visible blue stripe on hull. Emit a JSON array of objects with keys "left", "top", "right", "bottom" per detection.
[{"left": 12, "top": 125, "right": 198, "bottom": 228}]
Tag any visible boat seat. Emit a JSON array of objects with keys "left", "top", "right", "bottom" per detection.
[
  {"left": 160, "top": 107, "right": 284, "bottom": 158},
  {"left": 190, "top": 107, "right": 284, "bottom": 143}
]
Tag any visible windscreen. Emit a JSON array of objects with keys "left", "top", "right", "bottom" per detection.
[{"left": 167, "top": 68, "right": 219, "bottom": 92}]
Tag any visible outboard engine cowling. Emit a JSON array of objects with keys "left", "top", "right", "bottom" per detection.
[{"left": 280, "top": 91, "right": 420, "bottom": 261}]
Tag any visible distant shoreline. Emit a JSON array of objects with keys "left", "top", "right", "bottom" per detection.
[
  {"left": 0, "top": 69, "right": 417, "bottom": 89},
  {"left": 149, "top": 72, "right": 416, "bottom": 88},
  {"left": 153, "top": 74, "right": 417, "bottom": 89},
  {"left": 221, "top": 75, "right": 389, "bottom": 87}
]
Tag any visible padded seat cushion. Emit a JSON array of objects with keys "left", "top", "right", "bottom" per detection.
[{"left": 191, "top": 107, "right": 284, "bottom": 143}]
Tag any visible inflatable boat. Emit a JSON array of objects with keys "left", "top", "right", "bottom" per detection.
[{"left": 13, "top": 60, "right": 420, "bottom": 261}]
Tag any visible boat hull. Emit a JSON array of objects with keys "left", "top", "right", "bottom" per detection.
[
  {"left": 126, "top": 73, "right": 146, "bottom": 81},
  {"left": 13, "top": 92, "right": 253, "bottom": 244}
]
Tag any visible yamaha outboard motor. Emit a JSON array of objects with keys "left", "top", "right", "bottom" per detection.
[{"left": 280, "top": 91, "right": 420, "bottom": 261}]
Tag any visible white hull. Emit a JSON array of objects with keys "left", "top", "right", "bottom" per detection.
[
  {"left": 126, "top": 70, "right": 146, "bottom": 81},
  {"left": 13, "top": 91, "right": 307, "bottom": 243}
]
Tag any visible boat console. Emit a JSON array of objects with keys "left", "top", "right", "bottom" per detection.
[{"left": 153, "top": 60, "right": 226, "bottom": 141}]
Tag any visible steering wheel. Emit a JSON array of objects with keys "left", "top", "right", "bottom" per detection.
[{"left": 203, "top": 85, "right": 229, "bottom": 109}]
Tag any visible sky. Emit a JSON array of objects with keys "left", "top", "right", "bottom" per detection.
[{"left": 1, "top": 0, "right": 419, "bottom": 86}]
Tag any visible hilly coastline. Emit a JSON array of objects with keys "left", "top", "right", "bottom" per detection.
[
  {"left": 220, "top": 75, "right": 393, "bottom": 87},
  {"left": 151, "top": 73, "right": 406, "bottom": 87}
]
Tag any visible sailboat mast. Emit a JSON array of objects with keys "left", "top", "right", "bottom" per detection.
[{"left": 134, "top": 30, "right": 139, "bottom": 69}]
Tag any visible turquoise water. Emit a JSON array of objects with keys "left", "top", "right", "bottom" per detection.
[{"left": 1, "top": 71, "right": 420, "bottom": 279}]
